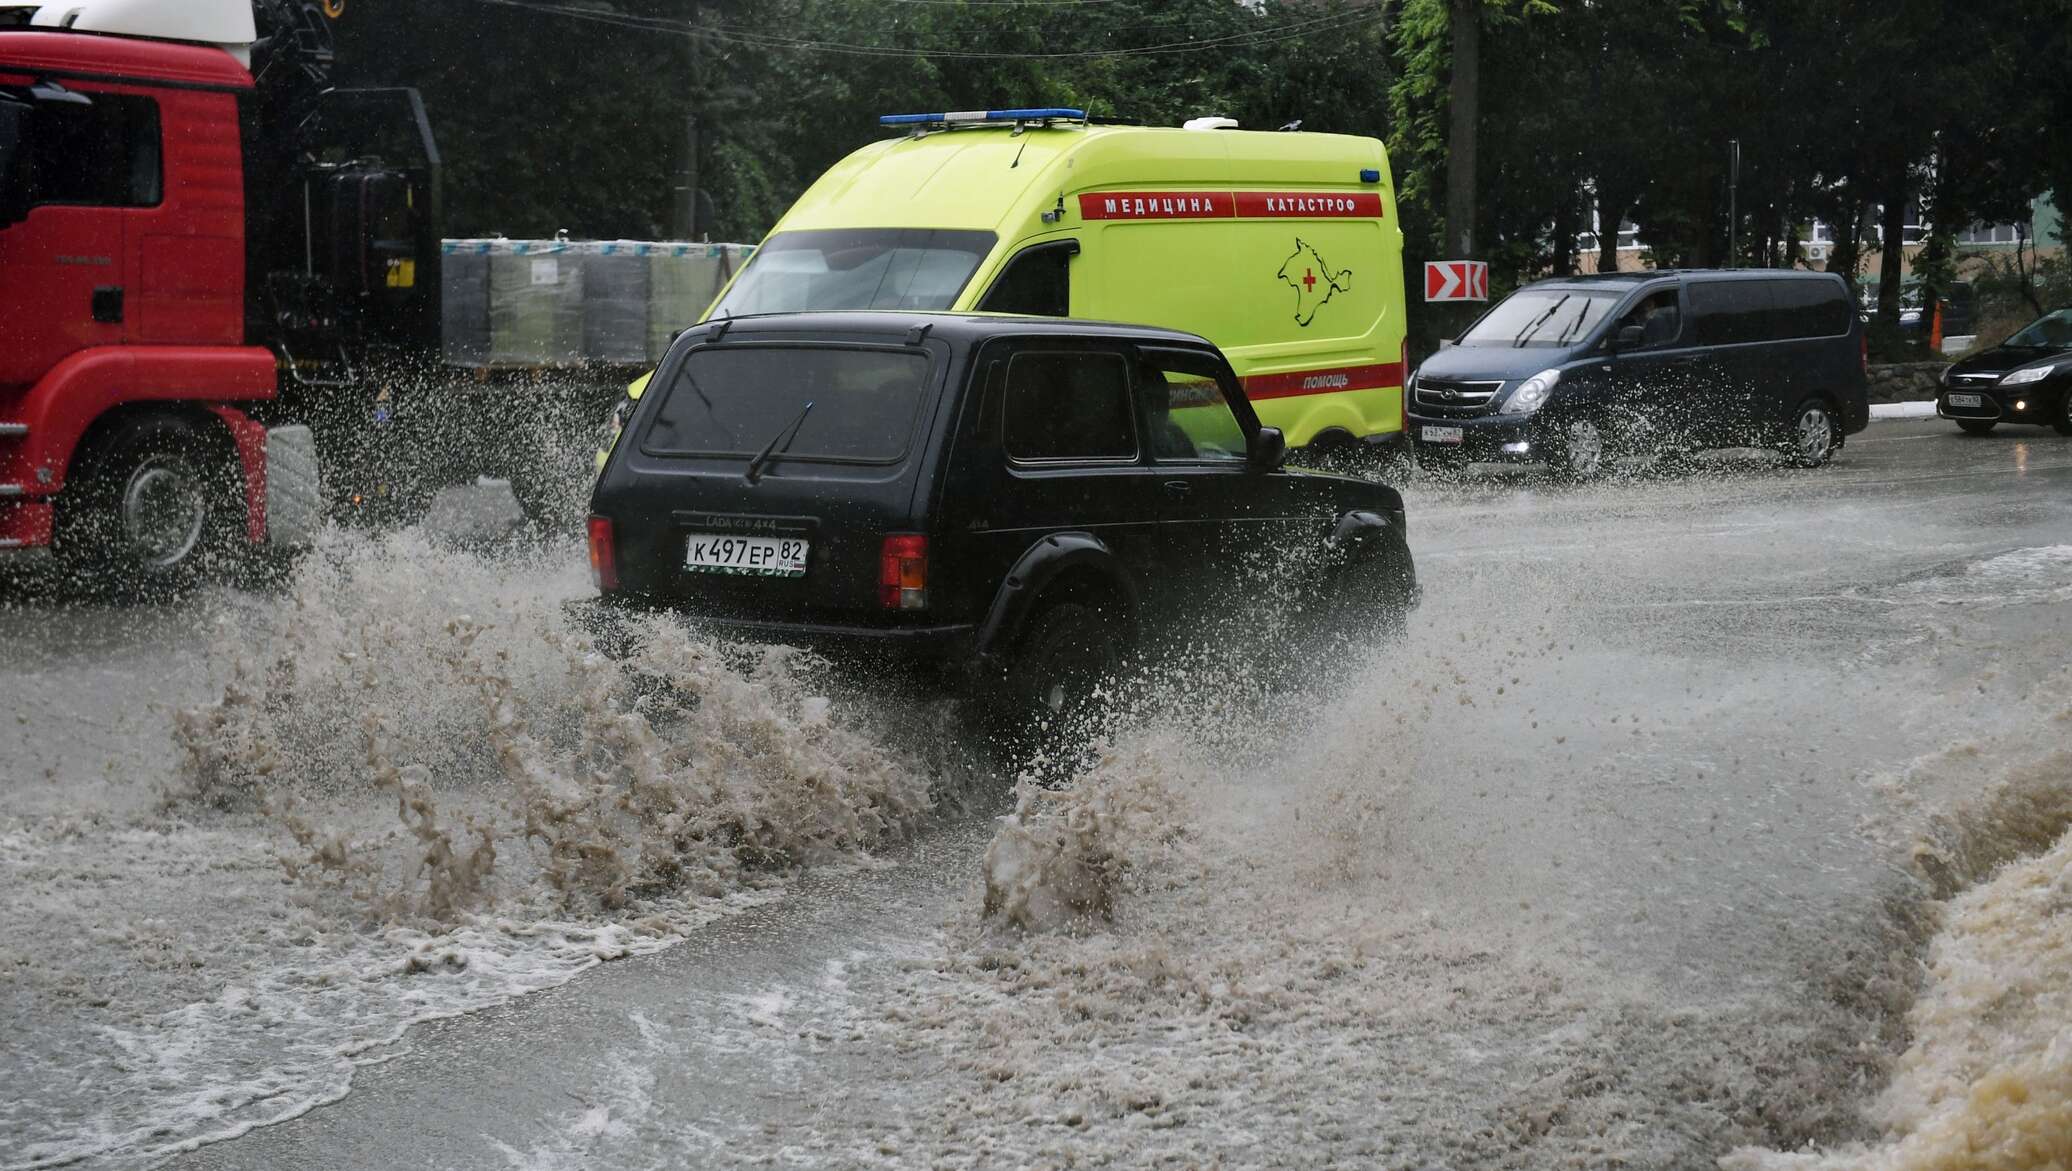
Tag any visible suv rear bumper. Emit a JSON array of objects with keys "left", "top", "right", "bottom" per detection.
[{"left": 565, "top": 596, "right": 979, "bottom": 663}]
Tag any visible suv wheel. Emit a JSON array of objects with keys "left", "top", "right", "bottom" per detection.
[
  {"left": 2054, "top": 393, "right": 2072, "bottom": 436},
  {"left": 1785, "top": 398, "right": 1837, "bottom": 467},
  {"left": 997, "top": 601, "right": 1118, "bottom": 768},
  {"left": 1552, "top": 417, "right": 1608, "bottom": 481},
  {"left": 1956, "top": 417, "right": 1998, "bottom": 436}
]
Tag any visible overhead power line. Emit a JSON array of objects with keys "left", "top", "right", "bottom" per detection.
[{"left": 451, "top": 0, "right": 1385, "bottom": 61}]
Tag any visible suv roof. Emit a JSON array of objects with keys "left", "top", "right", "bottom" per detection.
[{"left": 681, "top": 310, "right": 1215, "bottom": 348}]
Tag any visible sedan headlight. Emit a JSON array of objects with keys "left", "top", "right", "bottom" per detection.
[
  {"left": 2001, "top": 364, "right": 2054, "bottom": 386},
  {"left": 1499, "top": 368, "right": 1562, "bottom": 415}
]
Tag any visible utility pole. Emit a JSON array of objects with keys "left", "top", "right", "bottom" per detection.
[
  {"left": 1727, "top": 138, "right": 1740, "bottom": 267},
  {"left": 669, "top": 4, "right": 701, "bottom": 240},
  {"left": 1443, "top": 0, "right": 1480, "bottom": 263}
]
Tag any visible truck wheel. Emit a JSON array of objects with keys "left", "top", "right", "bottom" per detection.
[
  {"left": 995, "top": 601, "right": 1118, "bottom": 775},
  {"left": 58, "top": 415, "right": 236, "bottom": 596},
  {"left": 1784, "top": 398, "right": 1837, "bottom": 467},
  {"left": 1955, "top": 417, "right": 1998, "bottom": 436}
]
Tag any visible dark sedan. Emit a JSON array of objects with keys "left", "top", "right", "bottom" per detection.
[{"left": 1938, "top": 308, "right": 2072, "bottom": 435}]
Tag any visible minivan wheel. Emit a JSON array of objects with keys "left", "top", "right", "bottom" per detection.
[
  {"left": 1552, "top": 417, "right": 1607, "bottom": 481},
  {"left": 1956, "top": 417, "right": 1999, "bottom": 436},
  {"left": 996, "top": 601, "right": 1118, "bottom": 772},
  {"left": 1786, "top": 399, "right": 1837, "bottom": 467}
]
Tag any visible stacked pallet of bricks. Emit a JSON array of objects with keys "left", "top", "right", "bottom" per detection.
[{"left": 441, "top": 238, "right": 755, "bottom": 367}]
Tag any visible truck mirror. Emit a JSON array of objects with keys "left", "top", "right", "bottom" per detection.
[{"left": 0, "top": 99, "right": 29, "bottom": 230}]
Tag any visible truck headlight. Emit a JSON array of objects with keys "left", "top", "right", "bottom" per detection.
[
  {"left": 1499, "top": 368, "right": 1562, "bottom": 415},
  {"left": 2001, "top": 364, "right": 2054, "bottom": 386}
]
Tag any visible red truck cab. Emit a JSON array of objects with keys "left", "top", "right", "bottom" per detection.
[{"left": 1, "top": 22, "right": 314, "bottom": 589}]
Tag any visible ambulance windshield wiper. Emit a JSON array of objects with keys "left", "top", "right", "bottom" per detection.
[
  {"left": 744, "top": 400, "right": 814, "bottom": 484},
  {"left": 1514, "top": 295, "right": 1569, "bottom": 347}
]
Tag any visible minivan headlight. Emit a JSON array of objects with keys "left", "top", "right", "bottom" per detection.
[
  {"left": 2002, "top": 364, "right": 2054, "bottom": 385},
  {"left": 1500, "top": 368, "right": 1562, "bottom": 414}
]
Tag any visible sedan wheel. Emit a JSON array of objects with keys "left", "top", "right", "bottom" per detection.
[{"left": 2055, "top": 393, "right": 2072, "bottom": 437}]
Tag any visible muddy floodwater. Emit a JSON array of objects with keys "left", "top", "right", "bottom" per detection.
[{"left": 4, "top": 419, "right": 2071, "bottom": 1170}]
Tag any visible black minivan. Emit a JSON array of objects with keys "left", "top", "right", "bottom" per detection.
[
  {"left": 1408, "top": 270, "right": 1869, "bottom": 478},
  {"left": 579, "top": 311, "right": 1417, "bottom": 729}
]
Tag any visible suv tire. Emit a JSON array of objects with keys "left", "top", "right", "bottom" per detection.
[{"left": 997, "top": 601, "right": 1118, "bottom": 769}]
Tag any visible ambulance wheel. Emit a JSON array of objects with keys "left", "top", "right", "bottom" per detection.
[
  {"left": 1954, "top": 418, "right": 1997, "bottom": 436},
  {"left": 58, "top": 414, "right": 238, "bottom": 597}
]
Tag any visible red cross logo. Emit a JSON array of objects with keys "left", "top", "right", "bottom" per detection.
[{"left": 1303, "top": 268, "right": 1317, "bottom": 291}]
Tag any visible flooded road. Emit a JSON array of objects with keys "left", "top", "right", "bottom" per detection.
[{"left": 6, "top": 420, "right": 2071, "bottom": 1169}]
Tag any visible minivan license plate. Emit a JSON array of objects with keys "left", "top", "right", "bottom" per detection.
[
  {"left": 1421, "top": 425, "right": 1465, "bottom": 445},
  {"left": 684, "top": 533, "right": 808, "bottom": 577},
  {"left": 1947, "top": 393, "right": 1983, "bottom": 408}
]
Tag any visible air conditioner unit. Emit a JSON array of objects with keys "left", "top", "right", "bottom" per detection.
[{"left": 1806, "top": 244, "right": 1830, "bottom": 261}]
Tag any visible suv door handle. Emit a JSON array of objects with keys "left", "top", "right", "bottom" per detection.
[{"left": 1162, "top": 479, "right": 1192, "bottom": 497}]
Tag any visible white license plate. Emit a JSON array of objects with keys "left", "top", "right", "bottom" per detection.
[
  {"left": 1421, "top": 425, "right": 1465, "bottom": 445},
  {"left": 684, "top": 533, "right": 808, "bottom": 577},
  {"left": 1947, "top": 393, "right": 1983, "bottom": 408}
]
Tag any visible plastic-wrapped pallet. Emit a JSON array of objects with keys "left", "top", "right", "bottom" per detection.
[
  {"left": 647, "top": 242, "right": 754, "bottom": 362},
  {"left": 578, "top": 241, "right": 653, "bottom": 364},
  {"left": 489, "top": 240, "right": 585, "bottom": 365},
  {"left": 440, "top": 240, "right": 493, "bottom": 367}
]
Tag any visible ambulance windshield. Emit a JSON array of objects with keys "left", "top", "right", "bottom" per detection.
[{"left": 710, "top": 228, "right": 996, "bottom": 317}]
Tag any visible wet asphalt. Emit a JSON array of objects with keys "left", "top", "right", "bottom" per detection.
[{"left": 11, "top": 418, "right": 2072, "bottom": 1169}]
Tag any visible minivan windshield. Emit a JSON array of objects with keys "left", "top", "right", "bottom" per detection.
[
  {"left": 642, "top": 344, "right": 932, "bottom": 463},
  {"left": 709, "top": 228, "right": 996, "bottom": 317},
  {"left": 2003, "top": 308, "right": 2072, "bottom": 350},
  {"left": 1457, "top": 288, "right": 1624, "bottom": 347}
]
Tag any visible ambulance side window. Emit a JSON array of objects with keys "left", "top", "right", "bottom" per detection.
[{"left": 977, "top": 241, "right": 1076, "bottom": 317}]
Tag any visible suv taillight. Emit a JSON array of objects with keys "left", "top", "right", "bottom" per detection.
[
  {"left": 587, "top": 515, "right": 619, "bottom": 592},
  {"left": 879, "top": 534, "right": 928, "bottom": 610}
]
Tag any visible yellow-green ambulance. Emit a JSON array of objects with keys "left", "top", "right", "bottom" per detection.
[{"left": 604, "top": 108, "right": 1407, "bottom": 467}]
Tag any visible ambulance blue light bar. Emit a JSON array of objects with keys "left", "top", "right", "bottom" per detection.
[{"left": 879, "top": 108, "right": 1087, "bottom": 127}]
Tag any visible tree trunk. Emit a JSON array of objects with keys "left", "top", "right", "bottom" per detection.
[
  {"left": 1549, "top": 182, "right": 1578, "bottom": 276},
  {"left": 1876, "top": 176, "right": 1908, "bottom": 327},
  {"left": 1443, "top": 0, "right": 1480, "bottom": 261},
  {"left": 1596, "top": 188, "right": 1633, "bottom": 275},
  {"left": 1827, "top": 195, "right": 1866, "bottom": 296}
]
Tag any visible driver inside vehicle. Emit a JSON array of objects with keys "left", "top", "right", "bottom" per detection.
[{"left": 1617, "top": 290, "right": 1681, "bottom": 346}]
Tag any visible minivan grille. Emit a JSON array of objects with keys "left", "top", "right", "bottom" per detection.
[{"left": 1414, "top": 378, "right": 1504, "bottom": 417}]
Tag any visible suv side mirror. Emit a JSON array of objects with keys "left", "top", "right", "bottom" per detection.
[
  {"left": 0, "top": 98, "right": 29, "bottom": 230},
  {"left": 1248, "top": 426, "right": 1286, "bottom": 471},
  {"left": 1606, "top": 324, "right": 1645, "bottom": 352}
]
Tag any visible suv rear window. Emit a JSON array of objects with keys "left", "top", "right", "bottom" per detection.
[{"left": 643, "top": 345, "right": 931, "bottom": 463}]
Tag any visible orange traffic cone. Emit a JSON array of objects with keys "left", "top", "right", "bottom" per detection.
[{"left": 1929, "top": 299, "right": 1944, "bottom": 353}]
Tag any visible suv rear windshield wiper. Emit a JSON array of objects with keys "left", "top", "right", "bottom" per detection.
[{"left": 743, "top": 400, "right": 814, "bottom": 484}]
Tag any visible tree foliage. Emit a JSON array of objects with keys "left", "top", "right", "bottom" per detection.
[{"left": 331, "top": 0, "right": 2071, "bottom": 329}]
